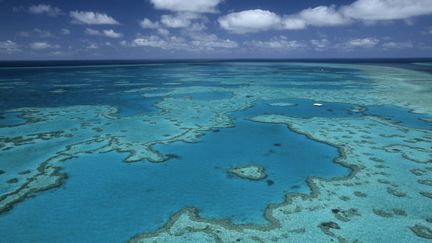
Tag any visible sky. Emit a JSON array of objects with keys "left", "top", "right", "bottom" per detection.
[{"left": 0, "top": 0, "right": 432, "bottom": 60}]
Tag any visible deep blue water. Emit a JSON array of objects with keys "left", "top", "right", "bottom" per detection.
[{"left": 0, "top": 112, "right": 25, "bottom": 126}]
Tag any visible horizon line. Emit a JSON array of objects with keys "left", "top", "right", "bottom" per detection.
[{"left": 1, "top": 57, "right": 432, "bottom": 62}]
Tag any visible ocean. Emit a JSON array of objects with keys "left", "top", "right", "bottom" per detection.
[{"left": 0, "top": 59, "right": 431, "bottom": 242}]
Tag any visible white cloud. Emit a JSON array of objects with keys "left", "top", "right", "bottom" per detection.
[
  {"left": 130, "top": 32, "right": 237, "bottom": 51},
  {"left": 85, "top": 28, "right": 101, "bottom": 36},
  {"left": 218, "top": 7, "right": 349, "bottom": 34},
  {"left": 29, "top": 4, "right": 62, "bottom": 17},
  {"left": 0, "top": 40, "right": 20, "bottom": 53},
  {"left": 30, "top": 42, "right": 60, "bottom": 50},
  {"left": 245, "top": 36, "right": 305, "bottom": 50},
  {"left": 70, "top": 11, "right": 119, "bottom": 25},
  {"left": 344, "top": 37, "right": 380, "bottom": 48},
  {"left": 157, "top": 28, "right": 170, "bottom": 37},
  {"left": 149, "top": 0, "right": 223, "bottom": 13},
  {"left": 161, "top": 14, "right": 190, "bottom": 28},
  {"left": 190, "top": 33, "right": 238, "bottom": 50},
  {"left": 85, "top": 28, "right": 123, "bottom": 38},
  {"left": 189, "top": 22, "right": 207, "bottom": 32},
  {"left": 382, "top": 41, "right": 413, "bottom": 49},
  {"left": 103, "top": 29, "right": 123, "bottom": 38},
  {"left": 341, "top": 0, "right": 432, "bottom": 21},
  {"left": 141, "top": 13, "right": 205, "bottom": 30},
  {"left": 84, "top": 41, "right": 113, "bottom": 50},
  {"left": 132, "top": 35, "right": 171, "bottom": 49},
  {"left": 310, "top": 38, "right": 330, "bottom": 50},
  {"left": 298, "top": 6, "right": 350, "bottom": 26},
  {"left": 281, "top": 18, "right": 307, "bottom": 30},
  {"left": 219, "top": 0, "right": 432, "bottom": 34},
  {"left": 218, "top": 9, "right": 282, "bottom": 34},
  {"left": 160, "top": 13, "right": 200, "bottom": 28},
  {"left": 120, "top": 40, "right": 128, "bottom": 46},
  {"left": 139, "top": 18, "right": 160, "bottom": 29}
]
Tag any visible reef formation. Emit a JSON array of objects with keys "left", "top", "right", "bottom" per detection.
[{"left": 0, "top": 62, "right": 431, "bottom": 242}]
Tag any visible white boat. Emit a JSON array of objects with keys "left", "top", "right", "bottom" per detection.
[{"left": 313, "top": 103, "right": 323, "bottom": 107}]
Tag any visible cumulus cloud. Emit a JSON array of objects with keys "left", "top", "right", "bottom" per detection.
[
  {"left": 149, "top": 0, "right": 223, "bottom": 13},
  {"left": 132, "top": 35, "right": 175, "bottom": 49},
  {"left": 28, "top": 4, "right": 62, "bottom": 17},
  {"left": 281, "top": 18, "right": 307, "bottom": 30},
  {"left": 103, "top": 29, "right": 123, "bottom": 38},
  {"left": 85, "top": 28, "right": 123, "bottom": 38},
  {"left": 344, "top": 37, "right": 380, "bottom": 48},
  {"left": 140, "top": 12, "right": 205, "bottom": 30},
  {"left": 30, "top": 42, "right": 60, "bottom": 50},
  {"left": 161, "top": 14, "right": 190, "bottom": 28},
  {"left": 139, "top": 18, "right": 160, "bottom": 29},
  {"left": 218, "top": 7, "right": 349, "bottom": 34},
  {"left": 341, "top": 0, "right": 432, "bottom": 21},
  {"left": 157, "top": 28, "right": 170, "bottom": 37},
  {"left": 218, "top": 10, "right": 282, "bottom": 34},
  {"left": 0, "top": 40, "right": 20, "bottom": 53},
  {"left": 189, "top": 22, "right": 207, "bottom": 32},
  {"left": 219, "top": 0, "right": 432, "bottom": 34},
  {"left": 70, "top": 11, "right": 119, "bottom": 25},
  {"left": 298, "top": 6, "right": 350, "bottom": 26},
  {"left": 161, "top": 13, "right": 200, "bottom": 28}
]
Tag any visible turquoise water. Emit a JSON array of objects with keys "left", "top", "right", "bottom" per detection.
[
  {"left": 0, "top": 61, "right": 431, "bottom": 242},
  {"left": 0, "top": 117, "right": 344, "bottom": 242}
]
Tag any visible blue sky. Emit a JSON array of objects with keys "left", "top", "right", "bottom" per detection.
[{"left": 0, "top": 0, "right": 431, "bottom": 60}]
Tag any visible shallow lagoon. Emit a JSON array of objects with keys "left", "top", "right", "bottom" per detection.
[
  {"left": 0, "top": 61, "right": 431, "bottom": 242},
  {"left": 0, "top": 102, "right": 349, "bottom": 242}
]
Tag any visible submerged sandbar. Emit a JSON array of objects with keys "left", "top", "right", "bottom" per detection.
[{"left": 228, "top": 164, "right": 267, "bottom": 180}]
